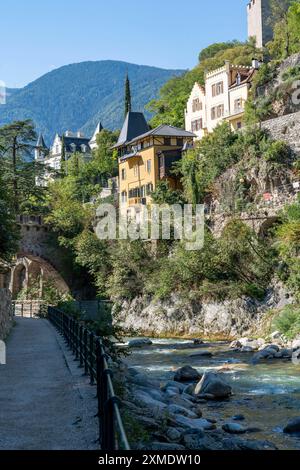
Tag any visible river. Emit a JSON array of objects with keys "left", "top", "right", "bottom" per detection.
[{"left": 124, "top": 338, "right": 300, "bottom": 450}]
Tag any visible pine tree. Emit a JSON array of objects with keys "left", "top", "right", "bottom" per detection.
[{"left": 124, "top": 74, "right": 132, "bottom": 117}]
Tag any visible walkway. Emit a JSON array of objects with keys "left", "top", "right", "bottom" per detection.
[{"left": 0, "top": 317, "right": 98, "bottom": 450}]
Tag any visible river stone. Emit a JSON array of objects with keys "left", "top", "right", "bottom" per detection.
[
  {"left": 145, "top": 442, "right": 186, "bottom": 451},
  {"left": 166, "top": 427, "right": 182, "bottom": 442},
  {"left": 283, "top": 417, "right": 300, "bottom": 434},
  {"left": 174, "top": 415, "right": 216, "bottom": 431},
  {"left": 240, "top": 346, "right": 255, "bottom": 353},
  {"left": 194, "top": 372, "right": 232, "bottom": 399},
  {"left": 174, "top": 365, "right": 201, "bottom": 382},
  {"left": 232, "top": 414, "right": 245, "bottom": 421},
  {"left": 292, "top": 338, "right": 300, "bottom": 350},
  {"left": 192, "top": 405, "right": 203, "bottom": 418},
  {"left": 222, "top": 423, "right": 247, "bottom": 434},
  {"left": 189, "top": 350, "right": 213, "bottom": 358},
  {"left": 193, "top": 338, "right": 204, "bottom": 345},
  {"left": 128, "top": 338, "right": 153, "bottom": 348},
  {"left": 184, "top": 383, "right": 195, "bottom": 395},
  {"left": 161, "top": 381, "right": 185, "bottom": 393},
  {"left": 167, "top": 404, "right": 197, "bottom": 419}
]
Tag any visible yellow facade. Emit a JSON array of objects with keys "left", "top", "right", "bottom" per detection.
[{"left": 118, "top": 135, "right": 193, "bottom": 210}]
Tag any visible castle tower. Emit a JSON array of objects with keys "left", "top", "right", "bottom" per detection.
[
  {"left": 247, "top": 0, "right": 273, "bottom": 48},
  {"left": 34, "top": 133, "right": 48, "bottom": 161}
]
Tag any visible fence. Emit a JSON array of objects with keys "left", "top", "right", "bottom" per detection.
[
  {"left": 12, "top": 300, "right": 46, "bottom": 318},
  {"left": 47, "top": 306, "right": 130, "bottom": 451}
]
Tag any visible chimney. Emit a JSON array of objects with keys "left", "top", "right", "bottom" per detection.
[{"left": 252, "top": 58, "right": 260, "bottom": 70}]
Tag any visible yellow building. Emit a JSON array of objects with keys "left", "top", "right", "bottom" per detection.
[{"left": 114, "top": 112, "right": 195, "bottom": 210}]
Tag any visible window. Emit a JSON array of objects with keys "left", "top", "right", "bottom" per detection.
[
  {"left": 192, "top": 98, "right": 202, "bottom": 112},
  {"left": 146, "top": 183, "right": 153, "bottom": 195},
  {"left": 133, "top": 165, "right": 138, "bottom": 177},
  {"left": 121, "top": 168, "right": 126, "bottom": 180},
  {"left": 146, "top": 160, "right": 151, "bottom": 174},
  {"left": 121, "top": 191, "right": 127, "bottom": 203},
  {"left": 81, "top": 144, "right": 87, "bottom": 153},
  {"left": 164, "top": 137, "right": 171, "bottom": 146},
  {"left": 234, "top": 98, "right": 243, "bottom": 112},
  {"left": 211, "top": 104, "right": 224, "bottom": 120},
  {"left": 141, "top": 185, "right": 146, "bottom": 198},
  {"left": 236, "top": 121, "right": 242, "bottom": 129},
  {"left": 70, "top": 143, "right": 76, "bottom": 152},
  {"left": 212, "top": 81, "right": 224, "bottom": 97},
  {"left": 191, "top": 119, "right": 203, "bottom": 132},
  {"left": 177, "top": 138, "right": 184, "bottom": 146}
]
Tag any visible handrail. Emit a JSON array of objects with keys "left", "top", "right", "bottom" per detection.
[{"left": 47, "top": 306, "right": 130, "bottom": 451}]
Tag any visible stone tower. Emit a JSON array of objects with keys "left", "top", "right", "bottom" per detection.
[{"left": 247, "top": 0, "right": 273, "bottom": 48}]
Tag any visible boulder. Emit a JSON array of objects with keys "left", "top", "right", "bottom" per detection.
[
  {"left": 189, "top": 350, "right": 213, "bottom": 358},
  {"left": 145, "top": 442, "right": 186, "bottom": 451},
  {"left": 161, "top": 381, "right": 185, "bottom": 393},
  {"left": 167, "top": 404, "right": 197, "bottom": 419},
  {"left": 194, "top": 372, "right": 232, "bottom": 399},
  {"left": 222, "top": 423, "right": 247, "bottom": 434},
  {"left": 240, "top": 346, "right": 255, "bottom": 353},
  {"left": 128, "top": 338, "right": 153, "bottom": 348},
  {"left": 184, "top": 383, "right": 195, "bottom": 395},
  {"left": 174, "top": 365, "right": 201, "bottom": 382},
  {"left": 270, "top": 331, "right": 282, "bottom": 340},
  {"left": 232, "top": 414, "right": 245, "bottom": 421},
  {"left": 283, "top": 417, "right": 300, "bottom": 434},
  {"left": 166, "top": 428, "right": 182, "bottom": 442},
  {"left": 193, "top": 338, "right": 204, "bottom": 345},
  {"left": 174, "top": 415, "right": 216, "bottom": 431},
  {"left": 292, "top": 338, "right": 300, "bottom": 351}
]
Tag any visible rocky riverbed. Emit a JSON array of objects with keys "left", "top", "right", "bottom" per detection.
[{"left": 119, "top": 337, "right": 300, "bottom": 450}]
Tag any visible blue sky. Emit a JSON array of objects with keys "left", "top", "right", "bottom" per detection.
[{"left": 0, "top": 0, "right": 249, "bottom": 88}]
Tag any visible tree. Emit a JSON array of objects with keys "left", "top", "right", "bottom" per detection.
[
  {"left": 268, "top": 0, "right": 300, "bottom": 59},
  {"left": 124, "top": 74, "right": 132, "bottom": 117},
  {"left": 0, "top": 120, "right": 46, "bottom": 213},
  {"left": 0, "top": 173, "right": 19, "bottom": 262}
]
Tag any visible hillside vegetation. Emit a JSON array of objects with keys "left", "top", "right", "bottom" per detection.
[{"left": 0, "top": 61, "right": 183, "bottom": 143}]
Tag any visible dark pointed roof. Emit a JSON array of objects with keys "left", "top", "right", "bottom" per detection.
[
  {"left": 114, "top": 112, "right": 149, "bottom": 148},
  {"left": 36, "top": 133, "right": 47, "bottom": 149}
]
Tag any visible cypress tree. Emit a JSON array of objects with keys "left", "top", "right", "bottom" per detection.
[{"left": 124, "top": 74, "right": 132, "bottom": 117}]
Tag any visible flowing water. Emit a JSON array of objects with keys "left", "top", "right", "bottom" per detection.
[{"left": 124, "top": 338, "right": 300, "bottom": 450}]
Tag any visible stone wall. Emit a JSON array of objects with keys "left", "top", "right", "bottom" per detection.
[
  {"left": 0, "top": 288, "right": 13, "bottom": 340},
  {"left": 262, "top": 111, "right": 300, "bottom": 154}
]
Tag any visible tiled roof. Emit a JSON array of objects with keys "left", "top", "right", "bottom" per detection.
[
  {"left": 127, "top": 124, "right": 196, "bottom": 144},
  {"left": 114, "top": 112, "right": 149, "bottom": 148}
]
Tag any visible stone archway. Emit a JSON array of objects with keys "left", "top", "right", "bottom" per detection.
[{"left": 10, "top": 255, "right": 70, "bottom": 300}]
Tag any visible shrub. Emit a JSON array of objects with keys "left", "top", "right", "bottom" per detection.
[{"left": 273, "top": 304, "right": 300, "bottom": 338}]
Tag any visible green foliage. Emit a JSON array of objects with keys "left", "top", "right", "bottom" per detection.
[
  {"left": 273, "top": 304, "right": 300, "bottom": 338},
  {"left": 148, "top": 39, "right": 261, "bottom": 128},
  {"left": 0, "top": 120, "right": 47, "bottom": 213},
  {"left": 179, "top": 123, "right": 240, "bottom": 203},
  {"left": 275, "top": 199, "right": 300, "bottom": 298},
  {"left": 17, "top": 277, "right": 73, "bottom": 305},
  {"left": 146, "top": 220, "right": 273, "bottom": 301},
  {"left": 198, "top": 41, "right": 243, "bottom": 62},
  {"left": 124, "top": 74, "right": 132, "bottom": 117},
  {"left": 0, "top": 173, "right": 19, "bottom": 262},
  {"left": 151, "top": 181, "right": 185, "bottom": 205},
  {"left": 267, "top": 0, "right": 300, "bottom": 60},
  {"left": 0, "top": 62, "right": 183, "bottom": 142}
]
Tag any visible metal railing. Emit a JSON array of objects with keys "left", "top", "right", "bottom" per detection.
[{"left": 47, "top": 306, "right": 130, "bottom": 451}]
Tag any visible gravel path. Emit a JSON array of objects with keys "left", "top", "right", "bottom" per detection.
[{"left": 0, "top": 317, "right": 98, "bottom": 450}]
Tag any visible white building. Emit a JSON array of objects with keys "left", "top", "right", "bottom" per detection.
[
  {"left": 35, "top": 122, "right": 103, "bottom": 184},
  {"left": 185, "top": 61, "right": 257, "bottom": 140}
]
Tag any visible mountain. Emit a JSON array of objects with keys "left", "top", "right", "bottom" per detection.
[{"left": 0, "top": 61, "right": 184, "bottom": 143}]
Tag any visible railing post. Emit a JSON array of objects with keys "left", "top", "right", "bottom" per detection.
[{"left": 89, "top": 332, "right": 95, "bottom": 385}]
